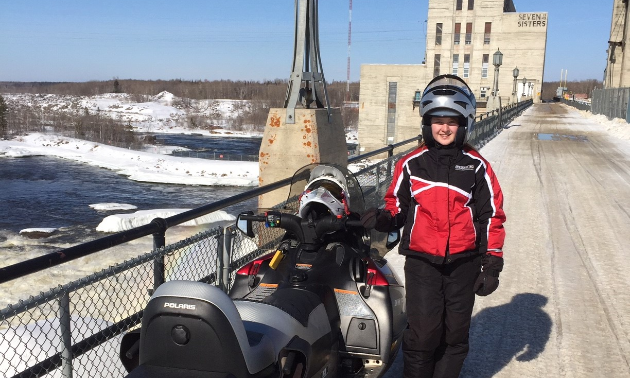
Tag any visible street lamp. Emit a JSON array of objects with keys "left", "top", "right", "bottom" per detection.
[
  {"left": 492, "top": 48, "right": 503, "bottom": 96},
  {"left": 522, "top": 77, "right": 527, "bottom": 97},
  {"left": 512, "top": 67, "right": 519, "bottom": 102}
]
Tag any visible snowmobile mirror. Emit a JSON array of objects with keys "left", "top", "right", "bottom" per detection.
[
  {"left": 236, "top": 211, "right": 255, "bottom": 238},
  {"left": 120, "top": 330, "right": 141, "bottom": 372},
  {"left": 386, "top": 229, "right": 401, "bottom": 250}
]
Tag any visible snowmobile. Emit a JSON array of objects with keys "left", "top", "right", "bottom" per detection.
[{"left": 119, "top": 163, "right": 407, "bottom": 378}]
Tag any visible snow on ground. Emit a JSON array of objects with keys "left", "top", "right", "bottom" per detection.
[
  {"left": 0, "top": 132, "right": 258, "bottom": 186},
  {"left": 95, "top": 209, "right": 235, "bottom": 232},
  {"left": 89, "top": 203, "right": 138, "bottom": 211},
  {"left": 17, "top": 228, "right": 58, "bottom": 239},
  {"left": 576, "top": 108, "right": 630, "bottom": 140}
]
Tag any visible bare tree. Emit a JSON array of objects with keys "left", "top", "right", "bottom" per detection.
[{"left": 0, "top": 94, "right": 7, "bottom": 138}]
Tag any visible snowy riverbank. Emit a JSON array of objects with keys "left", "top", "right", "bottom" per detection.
[{"left": 0, "top": 133, "right": 260, "bottom": 186}]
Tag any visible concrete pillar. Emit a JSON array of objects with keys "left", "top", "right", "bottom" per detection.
[{"left": 258, "top": 108, "right": 347, "bottom": 209}]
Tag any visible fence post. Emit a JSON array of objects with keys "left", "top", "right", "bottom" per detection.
[
  {"left": 502, "top": 96, "right": 503, "bottom": 132},
  {"left": 151, "top": 218, "right": 167, "bottom": 291},
  {"left": 375, "top": 164, "right": 381, "bottom": 195},
  {"left": 387, "top": 144, "right": 394, "bottom": 176},
  {"left": 216, "top": 228, "right": 226, "bottom": 292},
  {"left": 222, "top": 227, "right": 235, "bottom": 292},
  {"left": 59, "top": 291, "right": 73, "bottom": 378}
]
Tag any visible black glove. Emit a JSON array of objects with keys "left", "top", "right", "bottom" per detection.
[
  {"left": 473, "top": 254, "right": 504, "bottom": 296},
  {"left": 360, "top": 208, "right": 393, "bottom": 232}
]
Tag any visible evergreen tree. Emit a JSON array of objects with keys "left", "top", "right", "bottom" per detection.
[
  {"left": 0, "top": 94, "right": 7, "bottom": 138},
  {"left": 113, "top": 79, "right": 122, "bottom": 94}
]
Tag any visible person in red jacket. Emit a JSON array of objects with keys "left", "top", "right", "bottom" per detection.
[{"left": 361, "top": 74, "right": 506, "bottom": 378}]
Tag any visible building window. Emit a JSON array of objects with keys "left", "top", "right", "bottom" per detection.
[
  {"left": 387, "top": 82, "right": 397, "bottom": 143},
  {"left": 463, "top": 54, "right": 470, "bottom": 78},
  {"left": 452, "top": 54, "right": 459, "bottom": 76},
  {"left": 454, "top": 23, "right": 461, "bottom": 45},
  {"left": 482, "top": 54, "right": 489, "bottom": 78},
  {"left": 435, "top": 23, "right": 443, "bottom": 45},
  {"left": 480, "top": 87, "right": 488, "bottom": 98},
  {"left": 413, "top": 90, "right": 422, "bottom": 110},
  {"left": 456, "top": 0, "right": 463, "bottom": 11},
  {"left": 484, "top": 22, "right": 492, "bottom": 44},
  {"left": 465, "top": 23, "right": 472, "bottom": 45},
  {"left": 434, "top": 54, "right": 441, "bottom": 77},
  {"left": 468, "top": 0, "right": 474, "bottom": 10}
]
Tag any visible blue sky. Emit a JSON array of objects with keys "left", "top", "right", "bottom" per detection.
[{"left": 0, "top": 0, "right": 614, "bottom": 83}]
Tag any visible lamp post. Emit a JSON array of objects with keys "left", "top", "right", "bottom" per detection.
[
  {"left": 522, "top": 77, "right": 527, "bottom": 97},
  {"left": 492, "top": 48, "right": 503, "bottom": 97},
  {"left": 512, "top": 67, "right": 519, "bottom": 103}
]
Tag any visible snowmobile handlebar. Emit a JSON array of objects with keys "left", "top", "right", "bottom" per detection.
[{"left": 236, "top": 211, "right": 363, "bottom": 246}]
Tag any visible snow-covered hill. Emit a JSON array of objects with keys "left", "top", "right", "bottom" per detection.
[{"left": 3, "top": 91, "right": 256, "bottom": 134}]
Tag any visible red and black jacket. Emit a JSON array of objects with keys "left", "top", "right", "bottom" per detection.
[{"left": 383, "top": 144, "right": 505, "bottom": 264}]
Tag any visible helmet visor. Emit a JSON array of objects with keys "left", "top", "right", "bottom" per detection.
[{"left": 307, "top": 179, "right": 345, "bottom": 201}]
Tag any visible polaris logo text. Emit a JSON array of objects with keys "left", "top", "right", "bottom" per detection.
[
  {"left": 454, "top": 164, "right": 475, "bottom": 171},
  {"left": 164, "top": 302, "right": 196, "bottom": 310}
]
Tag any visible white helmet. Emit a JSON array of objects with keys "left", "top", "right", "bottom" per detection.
[{"left": 298, "top": 165, "right": 350, "bottom": 219}]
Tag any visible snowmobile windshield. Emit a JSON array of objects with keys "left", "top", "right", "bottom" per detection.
[{"left": 284, "top": 163, "right": 366, "bottom": 215}]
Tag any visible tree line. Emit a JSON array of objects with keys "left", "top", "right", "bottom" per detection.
[
  {"left": 0, "top": 79, "right": 360, "bottom": 141},
  {"left": 540, "top": 79, "right": 602, "bottom": 101},
  {"left": 0, "top": 94, "right": 140, "bottom": 146}
]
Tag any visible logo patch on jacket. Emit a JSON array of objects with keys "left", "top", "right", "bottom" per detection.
[{"left": 454, "top": 164, "right": 475, "bottom": 171}]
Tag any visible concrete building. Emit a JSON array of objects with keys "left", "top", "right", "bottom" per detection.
[
  {"left": 605, "top": 0, "right": 630, "bottom": 88},
  {"left": 357, "top": 0, "right": 548, "bottom": 153}
]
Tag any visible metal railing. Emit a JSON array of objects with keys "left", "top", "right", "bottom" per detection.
[
  {"left": 0, "top": 99, "right": 532, "bottom": 378},
  {"left": 561, "top": 99, "right": 591, "bottom": 112}
]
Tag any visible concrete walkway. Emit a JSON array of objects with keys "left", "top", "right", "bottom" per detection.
[{"left": 383, "top": 103, "right": 630, "bottom": 378}]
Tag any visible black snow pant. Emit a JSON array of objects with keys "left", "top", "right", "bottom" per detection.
[{"left": 402, "top": 254, "right": 482, "bottom": 378}]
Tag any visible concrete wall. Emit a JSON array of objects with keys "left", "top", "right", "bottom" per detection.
[
  {"left": 258, "top": 108, "right": 347, "bottom": 209},
  {"left": 605, "top": 0, "right": 630, "bottom": 88},
  {"left": 356, "top": 65, "right": 427, "bottom": 154}
]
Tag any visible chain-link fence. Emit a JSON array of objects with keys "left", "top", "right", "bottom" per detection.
[
  {"left": 0, "top": 228, "right": 224, "bottom": 378},
  {"left": 0, "top": 99, "right": 531, "bottom": 378},
  {"left": 591, "top": 87, "right": 630, "bottom": 122}
]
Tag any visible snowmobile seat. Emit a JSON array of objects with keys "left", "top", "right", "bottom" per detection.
[{"left": 141, "top": 281, "right": 276, "bottom": 376}]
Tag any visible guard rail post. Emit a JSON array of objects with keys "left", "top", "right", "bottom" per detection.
[
  {"left": 222, "top": 227, "right": 235, "bottom": 293},
  {"left": 59, "top": 291, "right": 73, "bottom": 378},
  {"left": 502, "top": 96, "right": 503, "bottom": 130},
  {"left": 375, "top": 163, "right": 381, "bottom": 195},
  {"left": 387, "top": 144, "right": 394, "bottom": 176},
  {"left": 151, "top": 217, "right": 167, "bottom": 291},
  {"left": 216, "top": 228, "right": 226, "bottom": 292}
]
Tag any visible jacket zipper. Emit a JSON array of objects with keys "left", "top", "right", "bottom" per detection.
[{"left": 445, "top": 153, "right": 453, "bottom": 264}]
